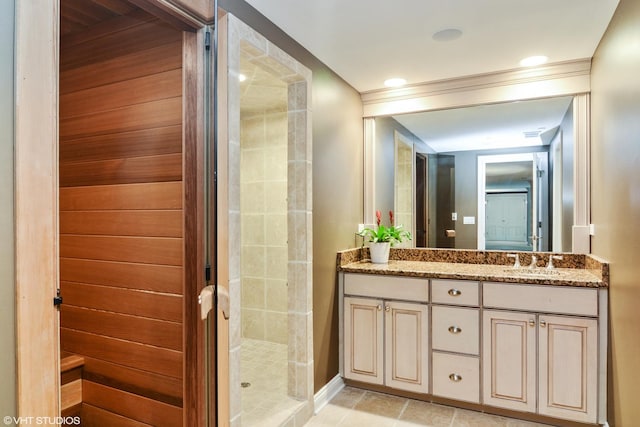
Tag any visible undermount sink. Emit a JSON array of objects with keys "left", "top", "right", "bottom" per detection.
[{"left": 502, "top": 268, "right": 561, "bottom": 276}]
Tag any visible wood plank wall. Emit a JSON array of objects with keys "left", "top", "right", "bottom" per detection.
[{"left": 59, "top": 10, "right": 185, "bottom": 427}]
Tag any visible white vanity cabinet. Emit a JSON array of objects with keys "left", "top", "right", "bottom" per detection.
[
  {"left": 342, "top": 274, "right": 429, "bottom": 393},
  {"left": 483, "top": 282, "right": 601, "bottom": 424},
  {"left": 339, "top": 270, "right": 607, "bottom": 425}
]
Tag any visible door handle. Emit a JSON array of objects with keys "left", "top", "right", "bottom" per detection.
[{"left": 199, "top": 285, "right": 230, "bottom": 320}]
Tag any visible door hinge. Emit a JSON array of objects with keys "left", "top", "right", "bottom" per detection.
[
  {"left": 205, "top": 31, "right": 211, "bottom": 51},
  {"left": 53, "top": 289, "right": 63, "bottom": 307}
]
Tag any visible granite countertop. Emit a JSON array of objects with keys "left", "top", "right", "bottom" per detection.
[{"left": 337, "top": 248, "right": 609, "bottom": 288}]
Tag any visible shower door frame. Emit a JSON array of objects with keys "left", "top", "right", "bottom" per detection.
[
  {"left": 14, "top": 1, "right": 213, "bottom": 425},
  {"left": 217, "top": 14, "right": 315, "bottom": 426}
]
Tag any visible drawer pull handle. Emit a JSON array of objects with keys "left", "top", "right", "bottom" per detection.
[
  {"left": 448, "top": 326, "right": 462, "bottom": 334},
  {"left": 449, "top": 373, "right": 462, "bottom": 382},
  {"left": 528, "top": 319, "right": 535, "bottom": 327},
  {"left": 448, "top": 289, "right": 462, "bottom": 296}
]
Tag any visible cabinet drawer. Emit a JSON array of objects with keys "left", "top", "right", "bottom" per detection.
[
  {"left": 483, "top": 282, "right": 598, "bottom": 316},
  {"left": 431, "top": 279, "right": 479, "bottom": 306},
  {"left": 344, "top": 273, "right": 428, "bottom": 302},
  {"left": 432, "top": 352, "right": 479, "bottom": 403},
  {"left": 432, "top": 306, "right": 479, "bottom": 355}
]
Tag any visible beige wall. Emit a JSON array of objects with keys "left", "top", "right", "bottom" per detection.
[
  {"left": 590, "top": 0, "right": 640, "bottom": 425},
  {"left": 311, "top": 73, "right": 363, "bottom": 390},
  {"left": 219, "top": 0, "right": 364, "bottom": 392},
  {"left": 0, "top": 0, "right": 16, "bottom": 420},
  {"left": 240, "top": 110, "right": 289, "bottom": 344}
]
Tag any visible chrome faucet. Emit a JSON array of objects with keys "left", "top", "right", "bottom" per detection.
[
  {"left": 528, "top": 255, "right": 538, "bottom": 268},
  {"left": 507, "top": 253, "right": 520, "bottom": 268},
  {"left": 547, "top": 255, "right": 563, "bottom": 269}
]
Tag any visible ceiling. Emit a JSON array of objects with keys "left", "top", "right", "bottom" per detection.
[
  {"left": 244, "top": 0, "right": 619, "bottom": 93},
  {"left": 60, "top": 0, "right": 137, "bottom": 36},
  {"left": 243, "top": 0, "right": 618, "bottom": 152}
]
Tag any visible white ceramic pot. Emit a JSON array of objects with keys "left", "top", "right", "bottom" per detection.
[{"left": 369, "top": 242, "right": 391, "bottom": 264}]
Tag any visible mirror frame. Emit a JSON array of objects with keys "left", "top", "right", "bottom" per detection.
[{"left": 362, "top": 59, "right": 592, "bottom": 253}]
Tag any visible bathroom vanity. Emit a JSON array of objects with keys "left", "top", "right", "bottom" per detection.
[{"left": 337, "top": 248, "right": 609, "bottom": 426}]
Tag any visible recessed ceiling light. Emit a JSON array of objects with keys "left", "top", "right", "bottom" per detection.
[
  {"left": 432, "top": 28, "right": 463, "bottom": 42},
  {"left": 238, "top": 73, "right": 247, "bottom": 82},
  {"left": 384, "top": 78, "right": 407, "bottom": 88},
  {"left": 519, "top": 55, "right": 548, "bottom": 67}
]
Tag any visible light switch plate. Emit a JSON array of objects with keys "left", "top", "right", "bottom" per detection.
[{"left": 463, "top": 216, "right": 475, "bottom": 225}]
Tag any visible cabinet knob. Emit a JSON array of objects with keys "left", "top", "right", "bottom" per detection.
[
  {"left": 377, "top": 304, "right": 382, "bottom": 311},
  {"left": 528, "top": 319, "right": 535, "bottom": 327},
  {"left": 448, "top": 326, "right": 462, "bottom": 334},
  {"left": 385, "top": 305, "right": 391, "bottom": 312},
  {"left": 540, "top": 320, "right": 547, "bottom": 328},
  {"left": 449, "top": 373, "right": 463, "bottom": 382},
  {"left": 448, "top": 288, "right": 462, "bottom": 297}
]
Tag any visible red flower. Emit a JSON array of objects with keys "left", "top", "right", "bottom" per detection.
[
  {"left": 375, "top": 210, "right": 382, "bottom": 226},
  {"left": 389, "top": 210, "right": 394, "bottom": 226}
]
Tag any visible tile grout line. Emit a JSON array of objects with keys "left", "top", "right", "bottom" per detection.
[
  {"left": 394, "top": 399, "right": 410, "bottom": 426},
  {"left": 335, "top": 389, "right": 368, "bottom": 427}
]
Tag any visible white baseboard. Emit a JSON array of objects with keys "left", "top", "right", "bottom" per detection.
[{"left": 313, "top": 374, "right": 345, "bottom": 414}]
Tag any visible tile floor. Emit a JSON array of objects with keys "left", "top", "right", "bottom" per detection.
[
  {"left": 304, "top": 387, "right": 557, "bottom": 427},
  {"left": 241, "top": 338, "right": 304, "bottom": 426}
]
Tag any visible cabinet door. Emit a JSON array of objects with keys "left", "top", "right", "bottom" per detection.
[
  {"left": 538, "top": 315, "right": 598, "bottom": 423},
  {"left": 343, "top": 297, "right": 384, "bottom": 384},
  {"left": 384, "top": 301, "right": 429, "bottom": 393},
  {"left": 482, "top": 310, "right": 536, "bottom": 412}
]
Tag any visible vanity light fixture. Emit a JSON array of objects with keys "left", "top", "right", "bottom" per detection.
[
  {"left": 519, "top": 55, "right": 548, "bottom": 67},
  {"left": 384, "top": 78, "right": 407, "bottom": 88}
]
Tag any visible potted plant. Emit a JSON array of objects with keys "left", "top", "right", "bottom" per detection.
[{"left": 359, "top": 210, "right": 412, "bottom": 263}]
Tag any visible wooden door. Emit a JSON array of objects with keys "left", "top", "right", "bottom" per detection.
[
  {"left": 538, "top": 315, "right": 598, "bottom": 423},
  {"left": 482, "top": 310, "right": 536, "bottom": 413},
  {"left": 384, "top": 301, "right": 429, "bottom": 393},
  {"left": 58, "top": 4, "right": 206, "bottom": 425},
  {"left": 344, "top": 297, "right": 384, "bottom": 385},
  {"left": 16, "top": 1, "right": 210, "bottom": 424}
]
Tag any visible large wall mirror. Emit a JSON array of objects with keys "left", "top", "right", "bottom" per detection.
[{"left": 365, "top": 94, "right": 589, "bottom": 253}]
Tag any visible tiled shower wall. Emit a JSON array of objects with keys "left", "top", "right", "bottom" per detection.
[{"left": 240, "top": 109, "right": 288, "bottom": 344}]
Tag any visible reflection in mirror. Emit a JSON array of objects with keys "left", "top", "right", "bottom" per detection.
[
  {"left": 374, "top": 95, "right": 577, "bottom": 252},
  {"left": 478, "top": 153, "right": 549, "bottom": 252},
  {"left": 394, "top": 131, "right": 414, "bottom": 247},
  {"left": 485, "top": 160, "right": 534, "bottom": 251}
]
